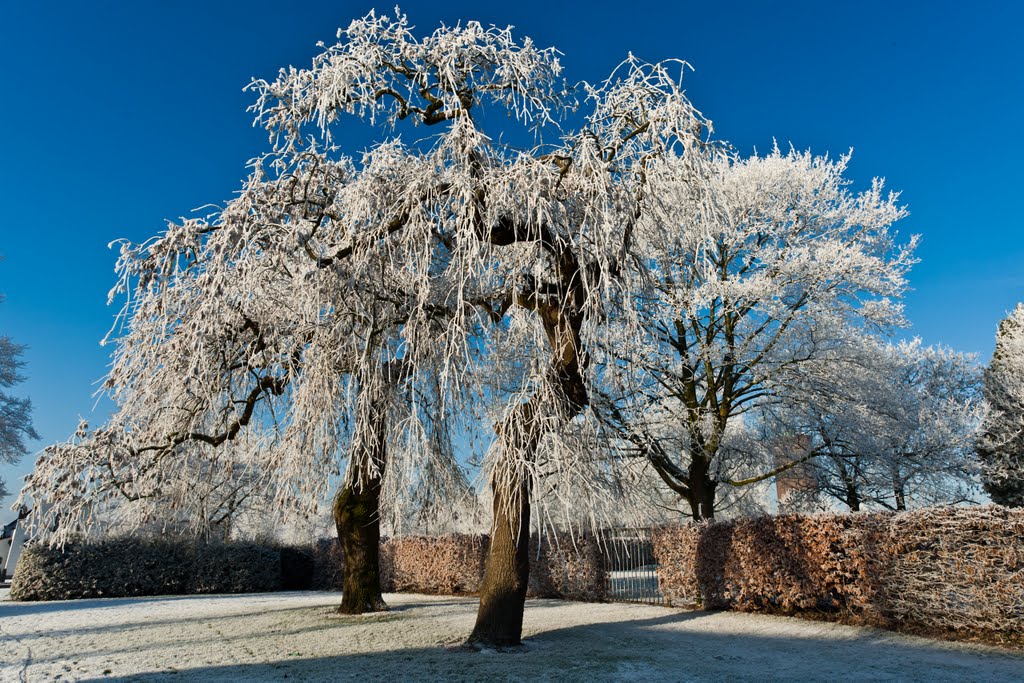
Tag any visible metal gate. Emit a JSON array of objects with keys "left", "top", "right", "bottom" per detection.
[{"left": 602, "top": 529, "right": 663, "bottom": 605}]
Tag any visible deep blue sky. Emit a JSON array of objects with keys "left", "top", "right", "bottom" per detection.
[{"left": 1, "top": 0, "right": 1021, "bottom": 512}]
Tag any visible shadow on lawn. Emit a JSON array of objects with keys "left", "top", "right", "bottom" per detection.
[
  {"left": 0, "top": 590, "right": 339, "bottom": 617},
  {"left": 18, "top": 595, "right": 476, "bottom": 665},
  {"left": 89, "top": 609, "right": 1024, "bottom": 683}
]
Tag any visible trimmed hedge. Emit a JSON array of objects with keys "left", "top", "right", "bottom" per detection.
[
  {"left": 380, "top": 532, "right": 607, "bottom": 601},
  {"left": 380, "top": 534, "right": 487, "bottom": 595},
  {"left": 12, "top": 532, "right": 606, "bottom": 603},
  {"left": 10, "top": 538, "right": 281, "bottom": 601},
  {"left": 309, "top": 538, "right": 346, "bottom": 591},
  {"left": 652, "top": 506, "right": 1024, "bottom": 638},
  {"left": 528, "top": 532, "right": 607, "bottom": 601},
  {"left": 14, "top": 505, "right": 1020, "bottom": 646}
]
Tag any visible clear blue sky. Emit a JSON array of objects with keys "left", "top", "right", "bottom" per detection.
[{"left": 1, "top": 0, "right": 1022, "bottom": 512}]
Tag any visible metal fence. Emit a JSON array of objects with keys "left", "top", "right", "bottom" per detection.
[{"left": 602, "top": 529, "right": 663, "bottom": 605}]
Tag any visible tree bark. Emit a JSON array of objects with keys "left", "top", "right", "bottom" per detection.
[
  {"left": 334, "top": 396, "right": 389, "bottom": 615},
  {"left": 333, "top": 477, "right": 387, "bottom": 614},
  {"left": 685, "top": 455, "right": 717, "bottom": 521},
  {"left": 467, "top": 460, "right": 533, "bottom": 646},
  {"left": 888, "top": 466, "right": 907, "bottom": 511},
  {"left": 468, "top": 402, "right": 541, "bottom": 647},
  {"left": 844, "top": 481, "right": 861, "bottom": 512},
  {"left": 468, "top": 286, "right": 587, "bottom": 647},
  {"left": 687, "top": 483, "right": 718, "bottom": 522},
  {"left": 893, "top": 485, "right": 907, "bottom": 511}
]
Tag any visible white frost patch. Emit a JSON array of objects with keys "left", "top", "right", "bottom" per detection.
[{"left": 0, "top": 589, "right": 1021, "bottom": 681}]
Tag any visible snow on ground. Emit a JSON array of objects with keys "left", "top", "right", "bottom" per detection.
[{"left": 1, "top": 588, "right": 1021, "bottom": 682}]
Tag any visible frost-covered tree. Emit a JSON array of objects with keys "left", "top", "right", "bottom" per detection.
[
  {"left": 873, "top": 341, "right": 982, "bottom": 509},
  {"left": 977, "top": 303, "right": 1024, "bottom": 507},
  {"left": 0, "top": 296, "right": 39, "bottom": 499},
  {"left": 761, "top": 337, "right": 982, "bottom": 512},
  {"left": 22, "top": 10, "right": 708, "bottom": 646},
  {"left": 55, "top": 419, "right": 278, "bottom": 542},
  {"left": 29, "top": 175, "right": 468, "bottom": 611},
  {"left": 594, "top": 147, "right": 915, "bottom": 520}
]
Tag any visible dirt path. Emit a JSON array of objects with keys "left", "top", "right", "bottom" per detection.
[{"left": 1, "top": 590, "right": 1021, "bottom": 681}]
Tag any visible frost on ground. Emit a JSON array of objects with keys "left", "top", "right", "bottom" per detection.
[{"left": 0, "top": 590, "right": 1021, "bottom": 682}]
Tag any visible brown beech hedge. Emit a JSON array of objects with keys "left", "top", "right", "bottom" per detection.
[
  {"left": 11, "top": 504, "right": 1021, "bottom": 643},
  {"left": 652, "top": 505, "right": 1024, "bottom": 636},
  {"left": 379, "top": 532, "right": 607, "bottom": 602}
]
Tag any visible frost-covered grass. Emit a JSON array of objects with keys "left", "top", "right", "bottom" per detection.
[{"left": 1, "top": 589, "right": 1021, "bottom": 682}]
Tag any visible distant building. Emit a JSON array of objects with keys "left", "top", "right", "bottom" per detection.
[
  {"left": 1, "top": 506, "right": 30, "bottom": 582},
  {"left": 774, "top": 435, "right": 818, "bottom": 509}
]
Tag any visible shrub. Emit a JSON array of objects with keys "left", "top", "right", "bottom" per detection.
[
  {"left": 380, "top": 534, "right": 488, "bottom": 595},
  {"left": 309, "top": 538, "right": 346, "bottom": 591},
  {"left": 857, "top": 506, "right": 1024, "bottom": 634},
  {"left": 11, "top": 538, "right": 281, "bottom": 601},
  {"left": 378, "top": 531, "right": 607, "bottom": 601},
  {"left": 279, "top": 545, "right": 316, "bottom": 590},
  {"left": 652, "top": 506, "right": 1024, "bottom": 638},
  {"left": 529, "top": 532, "right": 607, "bottom": 602},
  {"left": 187, "top": 543, "right": 279, "bottom": 594}
]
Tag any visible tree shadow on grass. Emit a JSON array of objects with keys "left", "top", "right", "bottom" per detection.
[
  {"left": 0, "top": 590, "right": 341, "bottom": 617},
  {"left": 21, "top": 595, "right": 474, "bottom": 666},
  {"left": 80, "top": 608, "right": 1024, "bottom": 683}
]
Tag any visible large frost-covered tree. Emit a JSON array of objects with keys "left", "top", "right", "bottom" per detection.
[
  {"left": 23, "top": 10, "right": 708, "bottom": 646},
  {"left": 977, "top": 303, "right": 1024, "bottom": 507},
  {"left": 246, "top": 14, "right": 712, "bottom": 647},
  {"left": 593, "top": 147, "right": 916, "bottom": 520}
]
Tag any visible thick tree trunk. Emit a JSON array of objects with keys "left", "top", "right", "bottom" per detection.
[
  {"left": 334, "top": 396, "right": 389, "bottom": 615},
  {"left": 468, "top": 403, "right": 541, "bottom": 647},
  {"left": 844, "top": 482, "right": 861, "bottom": 512},
  {"left": 685, "top": 454, "right": 717, "bottom": 521},
  {"left": 466, "top": 235, "right": 588, "bottom": 648},
  {"left": 467, "top": 468, "right": 532, "bottom": 646},
  {"left": 686, "top": 482, "right": 717, "bottom": 521},
  {"left": 333, "top": 476, "right": 387, "bottom": 614}
]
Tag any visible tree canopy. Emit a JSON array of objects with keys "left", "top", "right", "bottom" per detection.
[{"left": 592, "top": 146, "right": 916, "bottom": 519}]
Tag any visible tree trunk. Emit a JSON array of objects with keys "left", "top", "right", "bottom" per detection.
[
  {"left": 685, "top": 455, "right": 717, "bottom": 521},
  {"left": 893, "top": 485, "right": 907, "bottom": 511},
  {"left": 333, "top": 477, "right": 387, "bottom": 614},
  {"left": 834, "top": 456, "right": 861, "bottom": 512},
  {"left": 468, "top": 403, "right": 540, "bottom": 647},
  {"left": 686, "top": 483, "right": 717, "bottom": 521},
  {"left": 844, "top": 481, "right": 861, "bottom": 512},
  {"left": 334, "top": 396, "right": 389, "bottom": 615},
  {"left": 466, "top": 240, "right": 588, "bottom": 647},
  {"left": 890, "top": 469, "right": 907, "bottom": 511},
  {"left": 468, "top": 465, "right": 532, "bottom": 646}
]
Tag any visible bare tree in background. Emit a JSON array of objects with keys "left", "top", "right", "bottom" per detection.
[
  {"left": 594, "top": 147, "right": 915, "bottom": 520},
  {"left": 0, "top": 293, "right": 39, "bottom": 500}
]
